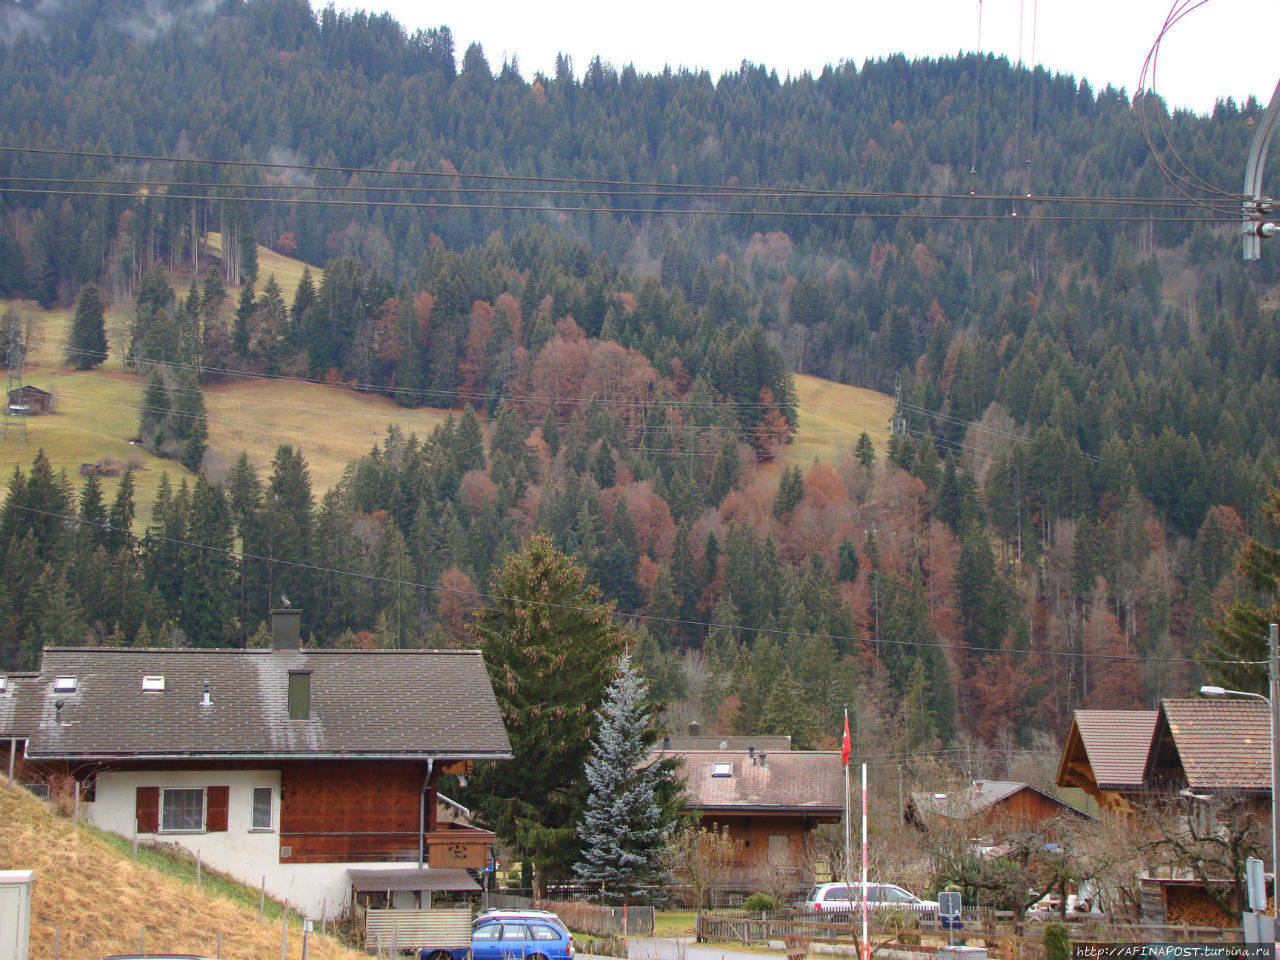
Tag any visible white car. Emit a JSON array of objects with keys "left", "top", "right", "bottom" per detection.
[{"left": 800, "top": 882, "right": 939, "bottom": 913}]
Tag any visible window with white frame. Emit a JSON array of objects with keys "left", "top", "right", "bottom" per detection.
[
  {"left": 251, "top": 786, "right": 273, "bottom": 830},
  {"left": 161, "top": 787, "right": 205, "bottom": 832}
]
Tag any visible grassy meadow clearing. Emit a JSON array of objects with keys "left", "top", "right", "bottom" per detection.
[{"left": 0, "top": 246, "right": 891, "bottom": 524}]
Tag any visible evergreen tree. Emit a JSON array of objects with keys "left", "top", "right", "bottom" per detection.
[
  {"left": 67, "top": 281, "right": 107, "bottom": 369},
  {"left": 464, "top": 534, "right": 627, "bottom": 891},
  {"left": 773, "top": 463, "right": 804, "bottom": 518},
  {"left": 573, "top": 653, "right": 677, "bottom": 903},
  {"left": 181, "top": 478, "right": 236, "bottom": 646},
  {"left": 856, "top": 432, "right": 876, "bottom": 467},
  {"left": 106, "top": 469, "right": 136, "bottom": 555}
]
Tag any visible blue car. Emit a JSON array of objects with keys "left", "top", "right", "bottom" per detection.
[{"left": 470, "top": 911, "right": 575, "bottom": 960}]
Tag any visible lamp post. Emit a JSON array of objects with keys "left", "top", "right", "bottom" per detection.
[{"left": 1200, "top": 622, "right": 1280, "bottom": 923}]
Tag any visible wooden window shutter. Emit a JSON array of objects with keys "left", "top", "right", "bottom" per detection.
[
  {"left": 136, "top": 786, "right": 159, "bottom": 833},
  {"left": 206, "top": 785, "right": 230, "bottom": 832}
]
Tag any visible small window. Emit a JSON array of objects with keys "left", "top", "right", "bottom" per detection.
[
  {"left": 711, "top": 762, "right": 733, "bottom": 777},
  {"left": 0, "top": 677, "right": 8, "bottom": 693},
  {"left": 530, "top": 926, "right": 560, "bottom": 941},
  {"left": 141, "top": 676, "right": 165, "bottom": 692},
  {"left": 252, "top": 786, "right": 273, "bottom": 830},
  {"left": 53, "top": 676, "right": 77, "bottom": 692},
  {"left": 161, "top": 787, "right": 205, "bottom": 832},
  {"left": 288, "top": 671, "right": 311, "bottom": 721}
]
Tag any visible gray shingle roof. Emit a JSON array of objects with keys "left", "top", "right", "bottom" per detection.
[
  {"left": 910, "top": 780, "right": 1090, "bottom": 819},
  {"left": 1072, "top": 710, "right": 1159, "bottom": 788},
  {"left": 665, "top": 749, "right": 844, "bottom": 813},
  {"left": 0, "top": 672, "right": 41, "bottom": 739},
  {"left": 17, "top": 647, "right": 512, "bottom": 761}
]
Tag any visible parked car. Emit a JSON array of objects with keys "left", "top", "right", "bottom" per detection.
[
  {"left": 474, "top": 908, "right": 570, "bottom": 933},
  {"left": 469, "top": 910, "right": 575, "bottom": 960},
  {"left": 799, "top": 882, "right": 939, "bottom": 913}
]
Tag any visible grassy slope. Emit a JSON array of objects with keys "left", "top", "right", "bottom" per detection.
[
  {"left": 1, "top": 249, "right": 891, "bottom": 523},
  {"left": 786, "top": 373, "right": 893, "bottom": 468},
  {"left": 0, "top": 781, "right": 367, "bottom": 960}
]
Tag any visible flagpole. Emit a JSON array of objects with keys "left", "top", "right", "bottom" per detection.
[
  {"left": 861, "top": 762, "right": 869, "bottom": 960},
  {"left": 842, "top": 706, "right": 851, "bottom": 892}
]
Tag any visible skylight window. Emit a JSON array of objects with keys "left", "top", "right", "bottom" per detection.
[
  {"left": 142, "top": 676, "right": 165, "bottom": 692},
  {"left": 711, "top": 762, "right": 733, "bottom": 777},
  {"left": 53, "top": 676, "right": 77, "bottom": 692}
]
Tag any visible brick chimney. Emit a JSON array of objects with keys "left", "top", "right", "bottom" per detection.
[{"left": 271, "top": 607, "right": 302, "bottom": 651}]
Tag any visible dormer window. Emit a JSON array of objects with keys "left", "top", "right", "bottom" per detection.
[
  {"left": 288, "top": 670, "right": 311, "bottom": 721},
  {"left": 142, "top": 676, "right": 165, "bottom": 692},
  {"left": 53, "top": 676, "right": 77, "bottom": 693},
  {"left": 712, "top": 762, "right": 733, "bottom": 777}
]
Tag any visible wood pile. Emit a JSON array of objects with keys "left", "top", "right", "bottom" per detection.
[{"left": 1164, "top": 886, "right": 1234, "bottom": 927}]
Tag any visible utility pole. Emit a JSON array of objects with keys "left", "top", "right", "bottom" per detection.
[{"left": 1243, "top": 79, "right": 1280, "bottom": 260}]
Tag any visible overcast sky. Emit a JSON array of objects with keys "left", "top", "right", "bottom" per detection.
[{"left": 332, "top": 0, "right": 1278, "bottom": 116}]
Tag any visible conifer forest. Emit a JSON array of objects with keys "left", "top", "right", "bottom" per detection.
[{"left": 1, "top": 0, "right": 1279, "bottom": 763}]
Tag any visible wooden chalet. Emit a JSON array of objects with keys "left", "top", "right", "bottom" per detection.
[
  {"left": 658, "top": 746, "right": 844, "bottom": 890},
  {"left": 1056, "top": 709, "right": 1158, "bottom": 817},
  {"left": 906, "top": 780, "right": 1092, "bottom": 840},
  {"left": 0, "top": 608, "right": 512, "bottom": 918}
]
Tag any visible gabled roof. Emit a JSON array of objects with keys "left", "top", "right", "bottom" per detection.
[
  {"left": 664, "top": 749, "right": 844, "bottom": 814},
  {"left": 1056, "top": 709, "right": 1158, "bottom": 791},
  {"left": 0, "top": 671, "right": 42, "bottom": 739},
  {"left": 1146, "top": 698, "right": 1270, "bottom": 792},
  {"left": 661, "top": 735, "right": 792, "bottom": 752},
  {"left": 910, "top": 780, "right": 1091, "bottom": 820},
  {"left": 16, "top": 647, "right": 512, "bottom": 762}
]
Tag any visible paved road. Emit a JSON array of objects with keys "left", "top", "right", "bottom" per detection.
[{"left": 625, "top": 937, "right": 788, "bottom": 960}]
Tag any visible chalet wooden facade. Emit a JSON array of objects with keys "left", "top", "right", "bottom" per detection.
[
  {"left": 0, "top": 609, "right": 511, "bottom": 917},
  {"left": 658, "top": 747, "right": 844, "bottom": 890},
  {"left": 906, "top": 780, "right": 1092, "bottom": 841},
  {"left": 1055, "top": 710, "right": 1158, "bottom": 817}
]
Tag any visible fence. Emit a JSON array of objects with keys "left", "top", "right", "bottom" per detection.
[
  {"left": 482, "top": 892, "right": 655, "bottom": 936},
  {"left": 695, "top": 910, "right": 1246, "bottom": 957}
]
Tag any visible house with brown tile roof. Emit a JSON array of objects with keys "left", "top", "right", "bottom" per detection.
[
  {"left": 1143, "top": 698, "right": 1270, "bottom": 794},
  {"left": 0, "top": 608, "right": 512, "bottom": 918},
  {"left": 658, "top": 746, "right": 844, "bottom": 890},
  {"left": 1056, "top": 709, "right": 1159, "bottom": 815}
]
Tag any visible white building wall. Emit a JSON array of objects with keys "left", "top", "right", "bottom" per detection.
[{"left": 89, "top": 768, "right": 414, "bottom": 918}]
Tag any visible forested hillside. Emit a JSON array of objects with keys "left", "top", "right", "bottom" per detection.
[{"left": 0, "top": 0, "right": 1277, "bottom": 758}]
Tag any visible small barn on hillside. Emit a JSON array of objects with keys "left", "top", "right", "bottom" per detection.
[{"left": 7, "top": 385, "right": 53, "bottom": 415}]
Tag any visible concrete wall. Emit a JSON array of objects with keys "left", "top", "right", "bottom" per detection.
[{"left": 89, "top": 768, "right": 407, "bottom": 918}]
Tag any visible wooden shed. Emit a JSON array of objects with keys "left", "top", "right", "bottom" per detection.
[{"left": 7, "top": 385, "right": 53, "bottom": 415}]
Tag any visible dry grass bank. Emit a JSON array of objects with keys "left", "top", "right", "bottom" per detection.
[{"left": 0, "top": 781, "right": 368, "bottom": 960}]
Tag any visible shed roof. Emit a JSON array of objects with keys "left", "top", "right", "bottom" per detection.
[
  {"left": 348, "top": 867, "right": 479, "bottom": 893},
  {"left": 16, "top": 647, "right": 512, "bottom": 762},
  {"left": 663, "top": 749, "right": 844, "bottom": 814},
  {"left": 1148, "top": 698, "right": 1270, "bottom": 791}
]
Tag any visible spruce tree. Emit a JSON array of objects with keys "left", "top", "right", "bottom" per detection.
[
  {"left": 464, "top": 534, "right": 626, "bottom": 891},
  {"left": 573, "top": 653, "right": 676, "bottom": 903},
  {"left": 67, "top": 281, "right": 107, "bottom": 369}
]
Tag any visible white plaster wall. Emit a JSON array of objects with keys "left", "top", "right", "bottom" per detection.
[{"left": 88, "top": 768, "right": 410, "bottom": 918}]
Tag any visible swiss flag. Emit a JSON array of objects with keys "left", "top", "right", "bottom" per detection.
[{"left": 841, "top": 712, "right": 851, "bottom": 766}]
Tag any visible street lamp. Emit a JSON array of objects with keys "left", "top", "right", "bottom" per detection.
[{"left": 1199, "top": 622, "right": 1280, "bottom": 926}]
